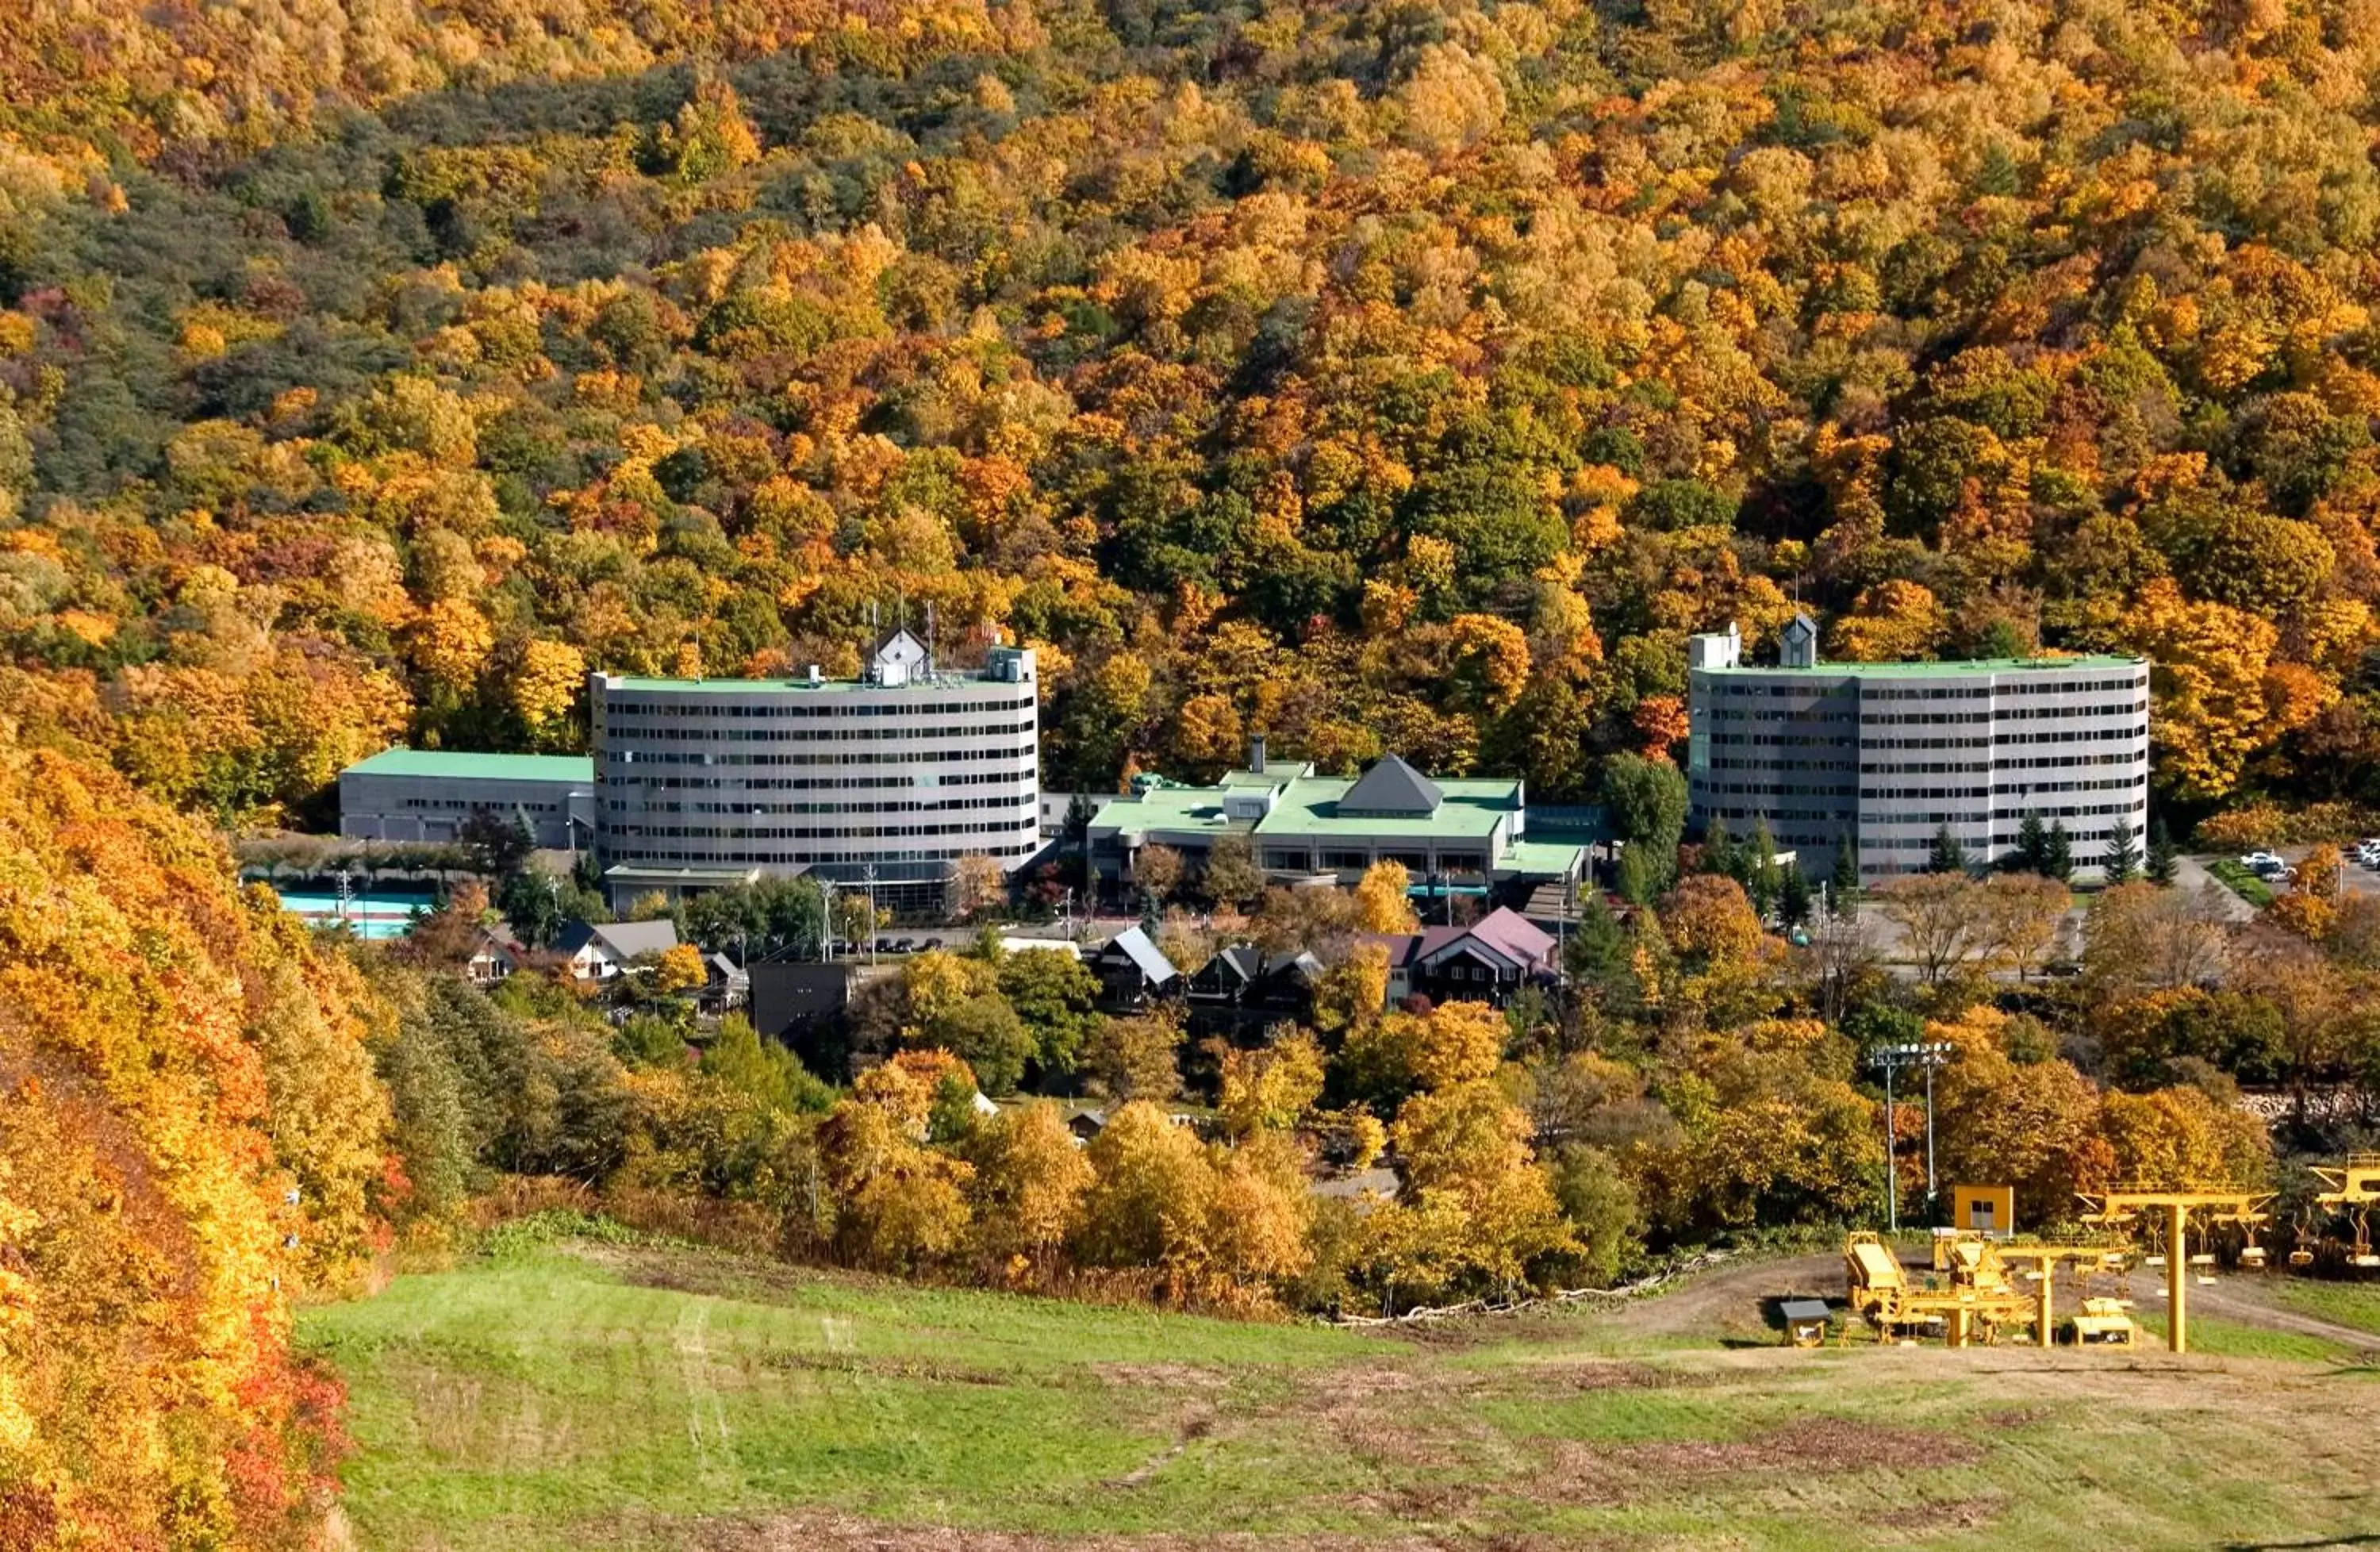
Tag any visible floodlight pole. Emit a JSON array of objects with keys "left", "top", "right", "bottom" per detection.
[
  {"left": 1882, "top": 1058, "right": 1898, "bottom": 1233},
  {"left": 1925, "top": 1058, "right": 1939, "bottom": 1207},
  {"left": 1871, "top": 1042, "right": 1952, "bottom": 1232}
]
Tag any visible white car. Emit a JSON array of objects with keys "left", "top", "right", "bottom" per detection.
[{"left": 2240, "top": 851, "right": 2286, "bottom": 873}]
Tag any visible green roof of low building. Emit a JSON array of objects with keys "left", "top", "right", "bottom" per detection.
[
  {"left": 1257, "top": 778, "right": 1516, "bottom": 839},
  {"left": 1695, "top": 654, "right": 2142, "bottom": 678},
  {"left": 1091, "top": 768, "right": 1522, "bottom": 843},
  {"left": 342, "top": 748, "right": 594, "bottom": 783}
]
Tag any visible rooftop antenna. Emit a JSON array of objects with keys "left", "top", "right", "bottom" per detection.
[{"left": 925, "top": 601, "right": 937, "bottom": 678}]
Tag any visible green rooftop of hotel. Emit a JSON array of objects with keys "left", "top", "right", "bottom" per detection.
[
  {"left": 1091, "top": 766, "right": 1522, "bottom": 843},
  {"left": 342, "top": 748, "right": 594, "bottom": 783},
  {"left": 1697, "top": 653, "right": 2142, "bottom": 677}
]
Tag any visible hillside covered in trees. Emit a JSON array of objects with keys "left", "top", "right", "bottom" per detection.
[{"left": 1, "top": 0, "right": 2378, "bottom": 820}]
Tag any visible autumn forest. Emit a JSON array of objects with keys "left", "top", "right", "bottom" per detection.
[{"left": 9, "top": 0, "right": 2380, "bottom": 1542}]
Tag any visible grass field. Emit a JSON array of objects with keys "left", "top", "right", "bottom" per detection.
[
  {"left": 2205, "top": 858, "right": 2279, "bottom": 907},
  {"left": 303, "top": 1231, "right": 2380, "bottom": 1551}
]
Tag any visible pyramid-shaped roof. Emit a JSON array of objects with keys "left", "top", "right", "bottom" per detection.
[{"left": 1338, "top": 754, "right": 1442, "bottom": 816}]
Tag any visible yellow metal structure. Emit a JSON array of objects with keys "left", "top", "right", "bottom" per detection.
[
  {"left": 2071, "top": 1297, "right": 2137, "bottom": 1346},
  {"left": 1950, "top": 1184, "right": 2016, "bottom": 1236},
  {"left": 1844, "top": 1231, "right": 2033, "bottom": 1346},
  {"left": 1993, "top": 1242, "right": 2129, "bottom": 1348},
  {"left": 2077, "top": 1187, "right": 2274, "bottom": 1354},
  {"left": 2312, "top": 1154, "right": 2380, "bottom": 1268}
]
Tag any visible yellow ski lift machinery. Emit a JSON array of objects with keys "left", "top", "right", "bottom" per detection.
[
  {"left": 1844, "top": 1231, "right": 2032, "bottom": 1346},
  {"left": 2313, "top": 1154, "right": 2380, "bottom": 1269},
  {"left": 1993, "top": 1241, "right": 2130, "bottom": 1349},
  {"left": 2077, "top": 1187, "right": 2274, "bottom": 1354},
  {"left": 2071, "top": 1297, "right": 2137, "bottom": 1346}
]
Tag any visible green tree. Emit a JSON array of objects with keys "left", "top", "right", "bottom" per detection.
[
  {"left": 1747, "top": 817, "right": 1780, "bottom": 919},
  {"left": 2015, "top": 813, "right": 2048, "bottom": 874},
  {"left": 1830, "top": 831, "right": 1861, "bottom": 920},
  {"left": 996, "top": 947, "right": 1102, "bottom": 1078},
  {"left": 2147, "top": 818, "right": 2179, "bottom": 886},
  {"left": 2045, "top": 820, "right": 2074, "bottom": 882},
  {"left": 2104, "top": 819, "right": 2140, "bottom": 885},
  {"left": 1779, "top": 865, "right": 1812, "bottom": 928},
  {"left": 1700, "top": 815, "right": 1737, "bottom": 878},
  {"left": 704, "top": 1015, "right": 833, "bottom": 1114},
  {"left": 1203, "top": 833, "right": 1266, "bottom": 907},
  {"left": 1927, "top": 824, "right": 1969, "bottom": 875},
  {"left": 1602, "top": 754, "right": 1687, "bottom": 897}
]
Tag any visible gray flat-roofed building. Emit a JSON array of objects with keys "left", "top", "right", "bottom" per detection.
[
  {"left": 590, "top": 632, "right": 1041, "bottom": 912},
  {"left": 338, "top": 748, "right": 594, "bottom": 848},
  {"left": 1686, "top": 617, "right": 2150, "bottom": 878}
]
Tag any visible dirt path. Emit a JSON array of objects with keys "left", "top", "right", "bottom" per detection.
[
  {"left": 1593, "top": 1250, "right": 1842, "bottom": 1342},
  {"left": 2183, "top": 1274, "right": 2380, "bottom": 1351}
]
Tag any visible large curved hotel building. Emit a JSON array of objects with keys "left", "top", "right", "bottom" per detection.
[
  {"left": 1687, "top": 614, "right": 2150, "bottom": 878},
  {"left": 589, "top": 632, "right": 1041, "bottom": 909}
]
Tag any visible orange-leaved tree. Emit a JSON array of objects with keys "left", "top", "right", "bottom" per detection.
[{"left": 0, "top": 722, "right": 391, "bottom": 1547}]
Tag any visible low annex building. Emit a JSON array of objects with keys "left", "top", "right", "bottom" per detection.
[
  {"left": 338, "top": 748, "right": 594, "bottom": 849},
  {"left": 1084, "top": 743, "right": 1583, "bottom": 905},
  {"left": 1685, "top": 615, "right": 2150, "bottom": 878}
]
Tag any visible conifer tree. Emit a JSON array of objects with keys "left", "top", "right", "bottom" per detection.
[
  {"left": 2146, "top": 819, "right": 2179, "bottom": 886},
  {"left": 2102, "top": 819, "right": 2140, "bottom": 885},
  {"left": 2045, "top": 820, "right": 2074, "bottom": 882}
]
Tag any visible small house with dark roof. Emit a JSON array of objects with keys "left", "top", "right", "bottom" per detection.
[
  {"left": 556, "top": 917, "right": 681, "bottom": 981},
  {"left": 1090, "top": 925, "right": 1180, "bottom": 1010},
  {"left": 701, "top": 951, "right": 750, "bottom": 1013},
  {"left": 1184, "top": 944, "right": 1326, "bottom": 1038}
]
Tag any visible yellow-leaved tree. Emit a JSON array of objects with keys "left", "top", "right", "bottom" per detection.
[{"left": 0, "top": 718, "right": 391, "bottom": 1547}]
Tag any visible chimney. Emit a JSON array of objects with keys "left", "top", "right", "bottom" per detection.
[{"left": 1250, "top": 734, "right": 1267, "bottom": 772}]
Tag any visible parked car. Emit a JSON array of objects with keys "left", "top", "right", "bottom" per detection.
[{"left": 2240, "top": 850, "right": 2285, "bottom": 872}]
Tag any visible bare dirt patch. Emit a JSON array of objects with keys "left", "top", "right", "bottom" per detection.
[
  {"left": 1091, "top": 1362, "right": 1233, "bottom": 1390},
  {"left": 693, "top": 1513, "right": 1452, "bottom": 1551},
  {"left": 1537, "top": 1416, "right": 1983, "bottom": 1506},
  {"left": 758, "top": 1350, "right": 1011, "bottom": 1386}
]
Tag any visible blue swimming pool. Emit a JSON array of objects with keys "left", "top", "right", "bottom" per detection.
[{"left": 275, "top": 890, "right": 437, "bottom": 941}]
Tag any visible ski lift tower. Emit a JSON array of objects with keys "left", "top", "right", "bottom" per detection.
[{"left": 2078, "top": 1187, "right": 2274, "bottom": 1353}]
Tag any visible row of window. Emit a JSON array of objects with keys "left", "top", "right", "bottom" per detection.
[
  {"left": 390, "top": 797, "right": 570, "bottom": 813},
  {"left": 1706, "top": 757, "right": 1858, "bottom": 772},
  {"left": 602, "top": 694, "right": 1035, "bottom": 717},
  {"left": 605, "top": 746, "right": 1033, "bottom": 768},
  {"left": 1703, "top": 675, "right": 2142, "bottom": 703},
  {"left": 606, "top": 818, "right": 1038, "bottom": 842},
  {"left": 1857, "top": 677, "right": 2144, "bottom": 700},
  {"left": 1854, "top": 705, "right": 2144, "bottom": 726},
  {"left": 616, "top": 771, "right": 1030, "bottom": 793},
  {"left": 653, "top": 797, "right": 1035, "bottom": 816},
  {"left": 1864, "top": 801, "right": 2143, "bottom": 826},
  {"left": 1706, "top": 732, "right": 1858, "bottom": 747},
  {"left": 1259, "top": 850, "right": 1491, "bottom": 871},
  {"left": 610, "top": 841, "right": 1042, "bottom": 866},
  {"left": 604, "top": 720, "right": 1033, "bottom": 743}
]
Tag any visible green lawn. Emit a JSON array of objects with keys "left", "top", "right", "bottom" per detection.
[
  {"left": 2272, "top": 1276, "right": 2380, "bottom": 1337},
  {"left": 2205, "top": 858, "right": 2278, "bottom": 907},
  {"left": 303, "top": 1235, "right": 2380, "bottom": 1551}
]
